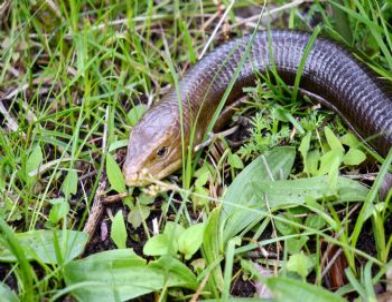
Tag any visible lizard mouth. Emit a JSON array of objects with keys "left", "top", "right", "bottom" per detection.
[
  {"left": 123, "top": 159, "right": 182, "bottom": 187},
  {"left": 124, "top": 174, "right": 150, "bottom": 187}
]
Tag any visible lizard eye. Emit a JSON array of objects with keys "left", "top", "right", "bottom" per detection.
[{"left": 156, "top": 146, "right": 168, "bottom": 158}]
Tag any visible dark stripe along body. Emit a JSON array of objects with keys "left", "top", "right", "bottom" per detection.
[{"left": 160, "top": 30, "right": 392, "bottom": 156}]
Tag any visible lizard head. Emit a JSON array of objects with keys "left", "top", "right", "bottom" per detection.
[{"left": 122, "top": 101, "right": 183, "bottom": 187}]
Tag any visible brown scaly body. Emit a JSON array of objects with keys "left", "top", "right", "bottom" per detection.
[{"left": 123, "top": 30, "right": 392, "bottom": 186}]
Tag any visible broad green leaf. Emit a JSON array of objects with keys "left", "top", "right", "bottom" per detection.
[
  {"left": 304, "top": 197, "right": 338, "bottom": 230},
  {"left": 26, "top": 144, "right": 43, "bottom": 176},
  {"left": 274, "top": 214, "right": 308, "bottom": 254},
  {"left": 178, "top": 223, "right": 205, "bottom": 260},
  {"left": 343, "top": 148, "right": 366, "bottom": 166},
  {"left": 286, "top": 252, "right": 314, "bottom": 278},
  {"left": 321, "top": 128, "right": 345, "bottom": 188},
  {"left": 0, "top": 282, "right": 19, "bottom": 302},
  {"left": 324, "top": 127, "right": 344, "bottom": 153},
  {"left": 164, "top": 221, "right": 185, "bottom": 239},
  {"left": 194, "top": 165, "right": 211, "bottom": 187},
  {"left": 127, "top": 104, "right": 147, "bottom": 126},
  {"left": 327, "top": 150, "right": 342, "bottom": 192},
  {"left": 203, "top": 207, "right": 224, "bottom": 293},
  {"left": 222, "top": 147, "right": 296, "bottom": 242},
  {"left": 286, "top": 236, "right": 309, "bottom": 255},
  {"left": 318, "top": 149, "right": 343, "bottom": 176},
  {"left": 143, "top": 234, "right": 172, "bottom": 256},
  {"left": 108, "top": 139, "right": 129, "bottom": 152},
  {"left": 275, "top": 212, "right": 302, "bottom": 236},
  {"left": 223, "top": 147, "right": 296, "bottom": 216},
  {"left": 305, "top": 215, "right": 326, "bottom": 230},
  {"left": 65, "top": 249, "right": 197, "bottom": 302},
  {"left": 340, "top": 132, "right": 359, "bottom": 148},
  {"left": 106, "top": 154, "right": 126, "bottom": 193},
  {"left": 307, "top": 150, "right": 320, "bottom": 176},
  {"left": 48, "top": 197, "right": 70, "bottom": 225},
  {"left": 0, "top": 230, "right": 88, "bottom": 264},
  {"left": 111, "top": 210, "right": 127, "bottom": 249},
  {"left": 150, "top": 255, "right": 197, "bottom": 289},
  {"left": 272, "top": 107, "right": 290, "bottom": 122},
  {"left": 164, "top": 222, "right": 185, "bottom": 254},
  {"left": 143, "top": 222, "right": 185, "bottom": 256},
  {"left": 61, "top": 170, "right": 78, "bottom": 197},
  {"left": 299, "top": 132, "right": 311, "bottom": 174},
  {"left": 275, "top": 216, "right": 296, "bottom": 236},
  {"left": 252, "top": 176, "right": 368, "bottom": 208},
  {"left": 228, "top": 153, "right": 244, "bottom": 169},
  {"left": 127, "top": 205, "right": 150, "bottom": 229},
  {"left": 74, "top": 33, "right": 87, "bottom": 75},
  {"left": 222, "top": 173, "right": 367, "bottom": 245},
  {"left": 194, "top": 163, "right": 212, "bottom": 178},
  {"left": 192, "top": 186, "right": 210, "bottom": 207},
  {"left": 266, "top": 276, "right": 346, "bottom": 302},
  {"left": 138, "top": 193, "right": 155, "bottom": 205}
]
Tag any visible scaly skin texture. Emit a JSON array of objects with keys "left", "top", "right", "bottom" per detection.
[{"left": 123, "top": 30, "right": 392, "bottom": 186}]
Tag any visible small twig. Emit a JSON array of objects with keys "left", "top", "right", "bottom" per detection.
[
  {"left": 201, "top": 11, "right": 220, "bottom": 31},
  {"left": 79, "top": 170, "right": 97, "bottom": 181},
  {"left": 189, "top": 272, "right": 210, "bottom": 302},
  {"left": 89, "top": 14, "right": 215, "bottom": 32},
  {"left": 344, "top": 173, "right": 377, "bottom": 181},
  {"left": 231, "top": 0, "right": 307, "bottom": 30},
  {"left": 2, "top": 83, "right": 29, "bottom": 100},
  {"left": 83, "top": 179, "right": 107, "bottom": 239},
  {"left": 102, "top": 192, "right": 129, "bottom": 204},
  {"left": 2, "top": 77, "right": 53, "bottom": 101},
  {"left": 289, "top": 120, "right": 298, "bottom": 141},
  {"left": 194, "top": 125, "right": 239, "bottom": 152},
  {"left": 319, "top": 228, "right": 346, "bottom": 274},
  {"left": 28, "top": 157, "right": 72, "bottom": 177},
  {"left": 0, "top": 100, "right": 18, "bottom": 131},
  {"left": 45, "top": 0, "right": 63, "bottom": 19},
  {"left": 199, "top": 0, "right": 236, "bottom": 59},
  {"left": 0, "top": 0, "right": 10, "bottom": 19},
  {"left": 152, "top": 218, "right": 159, "bottom": 236},
  {"left": 320, "top": 247, "right": 344, "bottom": 280},
  {"left": 194, "top": 133, "right": 214, "bottom": 152},
  {"left": 0, "top": 63, "right": 20, "bottom": 77},
  {"left": 83, "top": 107, "right": 110, "bottom": 240},
  {"left": 387, "top": 267, "right": 392, "bottom": 292}
]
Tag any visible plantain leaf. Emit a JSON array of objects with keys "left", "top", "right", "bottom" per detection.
[
  {"left": 0, "top": 230, "right": 88, "bottom": 264},
  {"left": 0, "top": 282, "right": 19, "bottom": 302},
  {"left": 111, "top": 210, "right": 127, "bottom": 249},
  {"left": 221, "top": 147, "right": 296, "bottom": 242},
  {"left": 65, "top": 249, "right": 197, "bottom": 302},
  {"left": 266, "top": 276, "right": 346, "bottom": 302},
  {"left": 178, "top": 223, "right": 205, "bottom": 260},
  {"left": 61, "top": 170, "right": 78, "bottom": 197}
]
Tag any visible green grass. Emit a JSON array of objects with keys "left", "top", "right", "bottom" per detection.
[{"left": 0, "top": 0, "right": 391, "bottom": 301}]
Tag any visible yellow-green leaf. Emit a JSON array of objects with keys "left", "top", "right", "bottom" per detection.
[
  {"left": 106, "top": 154, "right": 126, "bottom": 193},
  {"left": 343, "top": 148, "right": 366, "bottom": 166}
]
